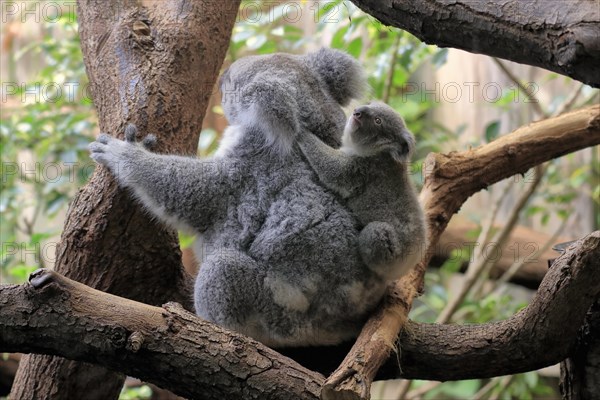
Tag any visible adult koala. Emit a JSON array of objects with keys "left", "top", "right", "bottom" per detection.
[{"left": 90, "top": 49, "right": 393, "bottom": 347}]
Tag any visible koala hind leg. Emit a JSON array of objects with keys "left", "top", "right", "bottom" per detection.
[
  {"left": 359, "top": 221, "right": 397, "bottom": 266},
  {"left": 358, "top": 221, "right": 413, "bottom": 280},
  {"left": 359, "top": 221, "right": 422, "bottom": 280},
  {"left": 194, "top": 249, "right": 269, "bottom": 340}
]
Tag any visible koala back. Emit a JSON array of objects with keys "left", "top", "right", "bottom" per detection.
[
  {"left": 195, "top": 135, "right": 390, "bottom": 346},
  {"left": 219, "top": 48, "right": 367, "bottom": 155}
]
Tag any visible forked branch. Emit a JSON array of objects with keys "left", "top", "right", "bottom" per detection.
[
  {"left": 1, "top": 107, "right": 598, "bottom": 400},
  {"left": 322, "top": 105, "right": 600, "bottom": 399},
  {"left": 1, "top": 232, "right": 599, "bottom": 399}
]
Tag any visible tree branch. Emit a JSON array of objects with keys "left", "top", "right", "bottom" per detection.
[
  {"left": 0, "top": 270, "right": 324, "bottom": 400},
  {"left": 6, "top": 107, "right": 595, "bottom": 400},
  {"left": 1, "top": 232, "right": 598, "bottom": 399},
  {"left": 322, "top": 105, "right": 600, "bottom": 399},
  {"left": 394, "top": 231, "right": 600, "bottom": 381},
  {"left": 351, "top": 0, "right": 600, "bottom": 87},
  {"left": 436, "top": 165, "right": 544, "bottom": 324}
]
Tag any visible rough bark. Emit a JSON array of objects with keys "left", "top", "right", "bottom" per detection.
[
  {"left": 322, "top": 105, "right": 600, "bottom": 399},
  {"left": 397, "top": 232, "right": 600, "bottom": 381},
  {"left": 351, "top": 0, "right": 600, "bottom": 88},
  {"left": 10, "top": 1, "right": 240, "bottom": 399},
  {"left": 1, "top": 232, "right": 598, "bottom": 399},
  {"left": 560, "top": 299, "right": 600, "bottom": 399},
  {"left": 1, "top": 269, "right": 324, "bottom": 400},
  {"left": 0, "top": 222, "right": 563, "bottom": 397},
  {"left": 284, "top": 232, "right": 600, "bottom": 381},
  {"left": 6, "top": 97, "right": 597, "bottom": 400}
]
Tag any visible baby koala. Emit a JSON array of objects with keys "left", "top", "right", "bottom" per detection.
[{"left": 298, "top": 101, "right": 426, "bottom": 280}]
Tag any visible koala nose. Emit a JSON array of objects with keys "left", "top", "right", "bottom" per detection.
[{"left": 353, "top": 106, "right": 370, "bottom": 119}]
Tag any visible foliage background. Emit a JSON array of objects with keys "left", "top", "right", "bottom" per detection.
[{"left": 1, "top": 1, "right": 598, "bottom": 399}]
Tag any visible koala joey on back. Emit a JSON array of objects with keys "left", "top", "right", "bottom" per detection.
[
  {"left": 298, "top": 102, "right": 427, "bottom": 280},
  {"left": 89, "top": 48, "right": 406, "bottom": 348}
]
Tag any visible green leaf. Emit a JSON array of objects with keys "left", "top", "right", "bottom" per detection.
[
  {"left": 541, "top": 213, "right": 550, "bottom": 226},
  {"left": 178, "top": 232, "right": 196, "bottom": 250},
  {"left": 525, "top": 205, "right": 544, "bottom": 217},
  {"left": 523, "top": 371, "right": 538, "bottom": 388},
  {"left": 30, "top": 232, "right": 56, "bottom": 245},
  {"left": 330, "top": 25, "right": 349, "bottom": 49},
  {"left": 485, "top": 121, "right": 501, "bottom": 142},
  {"left": 347, "top": 38, "right": 362, "bottom": 58},
  {"left": 8, "top": 265, "right": 39, "bottom": 282}
]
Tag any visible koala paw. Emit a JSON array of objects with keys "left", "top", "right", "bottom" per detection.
[
  {"left": 88, "top": 133, "right": 131, "bottom": 170},
  {"left": 358, "top": 221, "right": 398, "bottom": 270},
  {"left": 88, "top": 124, "right": 155, "bottom": 183}
]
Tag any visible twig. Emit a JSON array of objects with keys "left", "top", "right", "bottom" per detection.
[
  {"left": 393, "top": 379, "right": 412, "bottom": 400},
  {"left": 404, "top": 380, "right": 442, "bottom": 399},
  {"left": 382, "top": 33, "right": 402, "bottom": 104},
  {"left": 393, "top": 185, "right": 512, "bottom": 398},
  {"left": 554, "top": 83, "right": 586, "bottom": 116},
  {"left": 473, "top": 377, "right": 500, "bottom": 399},
  {"left": 395, "top": 167, "right": 513, "bottom": 397},
  {"left": 321, "top": 106, "right": 600, "bottom": 399},
  {"left": 492, "top": 58, "right": 548, "bottom": 118},
  {"left": 473, "top": 375, "right": 514, "bottom": 400},
  {"left": 492, "top": 214, "right": 570, "bottom": 292},
  {"left": 473, "top": 183, "right": 512, "bottom": 260},
  {"left": 489, "top": 375, "right": 515, "bottom": 400},
  {"left": 436, "top": 165, "right": 545, "bottom": 323}
]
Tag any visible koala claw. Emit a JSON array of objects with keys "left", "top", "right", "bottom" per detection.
[
  {"left": 125, "top": 124, "right": 138, "bottom": 143},
  {"left": 88, "top": 134, "right": 111, "bottom": 158},
  {"left": 96, "top": 133, "right": 112, "bottom": 145},
  {"left": 142, "top": 134, "right": 158, "bottom": 150},
  {"left": 88, "top": 132, "right": 132, "bottom": 173},
  {"left": 125, "top": 124, "right": 157, "bottom": 150}
]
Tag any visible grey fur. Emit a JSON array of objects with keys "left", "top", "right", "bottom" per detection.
[
  {"left": 220, "top": 48, "right": 367, "bottom": 155},
  {"left": 89, "top": 49, "right": 399, "bottom": 347},
  {"left": 298, "top": 102, "right": 427, "bottom": 280}
]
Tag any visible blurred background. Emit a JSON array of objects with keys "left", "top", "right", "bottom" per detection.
[{"left": 1, "top": 1, "right": 599, "bottom": 399}]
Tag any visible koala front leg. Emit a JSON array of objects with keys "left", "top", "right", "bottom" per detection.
[
  {"left": 89, "top": 125, "right": 231, "bottom": 232},
  {"left": 298, "top": 133, "right": 361, "bottom": 197}
]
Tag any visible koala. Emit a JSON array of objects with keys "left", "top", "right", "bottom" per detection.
[
  {"left": 89, "top": 48, "right": 409, "bottom": 347},
  {"left": 298, "top": 102, "right": 426, "bottom": 280}
]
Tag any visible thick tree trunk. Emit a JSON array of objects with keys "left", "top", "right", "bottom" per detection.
[
  {"left": 351, "top": 0, "right": 600, "bottom": 87},
  {"left": 10, "top": 1, "right": 240, "bottom": 399},
  {"left": 560, "top": 299, "right": 600, "bottom": 399}
]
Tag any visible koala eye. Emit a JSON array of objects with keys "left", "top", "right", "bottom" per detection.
[{"left": 375, "top": 118, "right": 382, "bottom": 125}]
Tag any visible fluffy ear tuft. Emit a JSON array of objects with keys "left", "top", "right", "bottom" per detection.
[
  {"left": 304, "top": 48, "right": 368, "bottom": 106},
  {"left": 237, "top": 74, "right": 300, "bottom": 155},
  {"left": 391, "top": 130, "right": 416, "bottom": 163}
]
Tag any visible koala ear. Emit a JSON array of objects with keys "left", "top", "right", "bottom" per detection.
[
  {"left": 391, "top": 131, "right": 416, "bottom": 163},
  {"left": 238, "top": 73, "right": 300, "bottom": 155},
  {"left": 304, "top": 48, "right": 368, "bottom": 106},
  {"left": 218, "top": 67, "right": 231, "bottom": 92}
]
